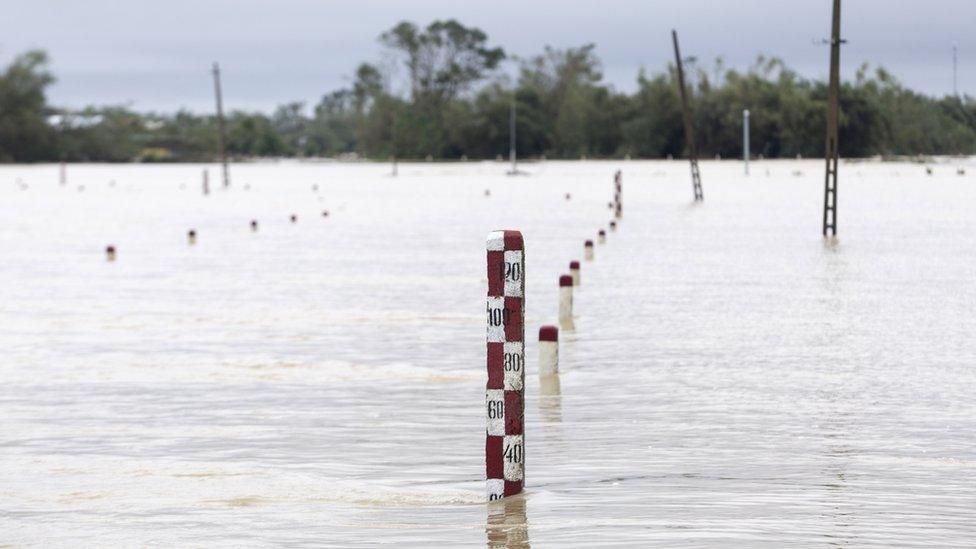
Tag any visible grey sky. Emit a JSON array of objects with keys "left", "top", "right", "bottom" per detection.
[{"left": 1, "top": 0, "right": 972, "bottom": 113}]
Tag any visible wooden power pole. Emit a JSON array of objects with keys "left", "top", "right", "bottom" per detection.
[
  {"left": 822, "top": 0, "right": 842, "bottom": 237},
  {"left": 212, "top": 62, "right": 230, "bottom": 188},
  {"left": 672, "top": 30, "right": 703, "bottom": 202}
]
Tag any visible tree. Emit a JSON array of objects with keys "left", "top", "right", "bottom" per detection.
[{"left": 0, "top": 50, "right": 56, "bottom": 162}]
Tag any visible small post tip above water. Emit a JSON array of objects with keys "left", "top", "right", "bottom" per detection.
[
  {"left": 105, "top": 245, "right": 116, "bottom": 261},
  {"left": 290, "top": 214, "right": 297, "bottom": 223},
  {"left": 569, "top": 260, "right": 581, "bottom": 286},
  {"left": 322, "top": 210, "right": 330, "bottom": 217},
  {"left": 187, "top": 229, "right": 197, "bottom": 244},
  {"left": 250, "top": 220, "right": 258, "bottom": 231},
  {"left": 538, "top": 325, "right": 559, "bottom": 376},
  {"left": 564, "top": 193, "right": 571, "bottom": 200}
]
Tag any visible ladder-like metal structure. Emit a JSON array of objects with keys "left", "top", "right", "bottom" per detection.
[
  {"left": 212, "top": 62, "right": 230, "bottom": 188},
  {"left": 672, "top": 30, "right": 703, "bottom": 202},
  {"left": 822, "top": 0, "right": 842, "bottom": 237}
]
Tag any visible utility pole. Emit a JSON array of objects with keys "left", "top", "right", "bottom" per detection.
[
  {"left": 822, "top": 0, "right": 842, "bottom": 237},
  {"left": 953, "top": 43, "right": 958, "bottom": 97},
  {"left": 672, "top": 30, "right": 703, "bottom": 202},
  {"left": 391, "top": 110, "right": 398, "bottom": 177},
  {"left": 509, "top": 93, "right": 517, "bottom": 174},
  {"left": 212, "top": 62, "right": 230, "bottom": 188},
  {"left": 743, "top": 109, "right": 751, "bottom": 176}
]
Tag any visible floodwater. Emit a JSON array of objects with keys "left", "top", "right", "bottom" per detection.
[{"left": 1, "top": 159, "right": 974, "bottom": 547}]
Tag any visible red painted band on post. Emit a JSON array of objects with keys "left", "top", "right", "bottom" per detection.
[
  {"left": 569, "top": 261, "right": 580, "bottom": 270},
  {"left": 539, "top": 325, "right": 558, "bottom": 342},
  {"left": 559, "top": 274, "right": 573, "bottom": 287},
  {"left": 585, "top": 240, "right": 594, "bottom": 247}
]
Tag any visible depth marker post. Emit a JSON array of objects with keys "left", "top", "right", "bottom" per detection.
[
  {"left": 486, "top": 230, "right": 526, "bottom": 501},
  {"left": 569, "top": 260, "right": 580, "bottom": 286},
  {"left": 584, "top": 240, "right": 594, "bottom": 261}
]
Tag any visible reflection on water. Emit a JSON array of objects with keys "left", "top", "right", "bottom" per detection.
[
  {"left": 538, "top": 373, "right": 562, "bottom": 424},
  {"left": 486, "top": 495, "right": 529, "bottom": 548}
]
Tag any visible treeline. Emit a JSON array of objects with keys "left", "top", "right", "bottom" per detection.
[{"left": 2, "top": 20, "right": 975, "bottom": 163}]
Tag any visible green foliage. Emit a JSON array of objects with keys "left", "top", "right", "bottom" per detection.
[
  {"left": 0, "top": 51, "right": 56, "bottom": 162},
  {"left": 1, "top": 22, "right": 975, "bottom": 163}
]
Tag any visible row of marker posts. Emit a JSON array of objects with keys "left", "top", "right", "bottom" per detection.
[
  {"left": 99, "top": 175, "right": 329, "bottom": 261},
  {"left": 486, "top": 170, "right": 623, "bottom": 501}
]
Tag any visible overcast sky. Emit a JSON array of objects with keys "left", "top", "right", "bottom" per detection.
[{"left": 1, "top": 0, "right": 972, "bottom": 114}]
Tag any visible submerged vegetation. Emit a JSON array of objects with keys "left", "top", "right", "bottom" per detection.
[{"left": 1, "top": 20, "right": 975, "bottom": 163}]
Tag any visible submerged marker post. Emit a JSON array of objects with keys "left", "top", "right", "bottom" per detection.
[
  {"left": 558, "top": 274, "right": 575, "bottom": 331},
  {"left": 538, "top": 326, "right": 559, "bottom": 375},
  {"left": 486, "top": 230, "right": 526, "bottom": 501}
]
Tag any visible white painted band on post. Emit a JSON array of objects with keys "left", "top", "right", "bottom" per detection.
[
  {"left": 538, "top": 326, "right": 558, "bottom": 375},
  {"left": 569, "top": 261, "right": 580, "bottom": 286},
  {"left": 584, "top": 240, "right": 594, "bottom": 261},
  {"left": 558, "top": 275, "right": 575, "bottom": 331}
]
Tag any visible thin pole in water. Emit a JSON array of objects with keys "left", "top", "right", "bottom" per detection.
[
  {"left": 672, "top": 30, "right": 704, "bottom": 202},
  {"left": 743, "top": 109, "right": 751, "bottom": 176},
  {"left": 212, "top": 62, "right": 230, "bottom": 188},
  {"left": 391, "top": 111, "right": 398, "bottom": 177},
  {"left": 508, "top": 92, "right": 517, "bottom": 175},
  {"left": 822, "top": 0, "right": 842, "bottom": 237},
  {"left": 486, "top": 230, "right": 525, "bottom": 501}
]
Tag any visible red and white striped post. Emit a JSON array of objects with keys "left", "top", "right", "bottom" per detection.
[
  {"left": 584, "top": 240, "right": 594, "bottom": 261},
  {"left": 538, "top": 326, "right": 558, "bottom": 375},
  {"left": 569, "top": 260, "right": 580, "bottom": 286},
  {"left": 559, "top": 274, "right": 575, "bottom": 330},
  {"left": 613, "top": 170, "right": 622, "bottom": 218},
  {"left": 486, "top": 230, "right": 525, "bottom": 501}
]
